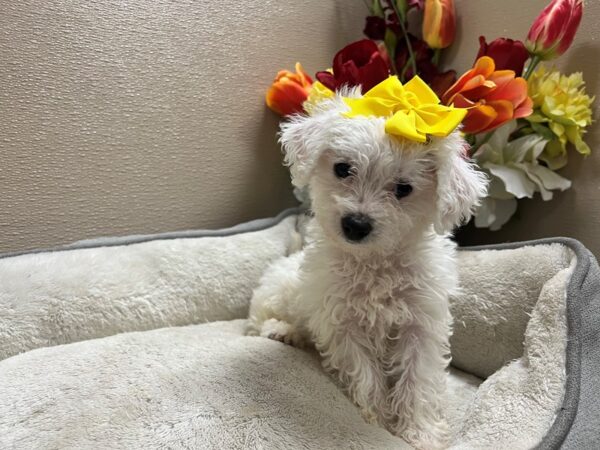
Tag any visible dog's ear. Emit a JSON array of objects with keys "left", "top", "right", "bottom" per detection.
[
  {"left": 279, "top": 114, "right": 327, "bottom": 188},
  {"left": 433, "top": 132, "right": 488, "bottom": 234}
]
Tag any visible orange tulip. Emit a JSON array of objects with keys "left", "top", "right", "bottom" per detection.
[
  {"left": 423, "top": 0, "right": 456, "bottom": 49},
  {"left": 266, "top": 63, "right": 313, "bottom": 116},
  {"left": 442, "top": 56, "right": 533, "bottom": 134}
]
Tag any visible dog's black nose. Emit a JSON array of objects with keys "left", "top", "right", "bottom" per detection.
[{"left": 341, "top": 214, "right": 373, "bottom": 242}]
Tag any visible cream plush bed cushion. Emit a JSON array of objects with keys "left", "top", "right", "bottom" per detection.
[{"left": 0, "top": 209, "right": 598, "bottom": 449}]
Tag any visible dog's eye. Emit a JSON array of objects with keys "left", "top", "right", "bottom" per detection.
[
  {"left": 334, "top": 162, "right": 352, "bottom": 179},
  {"left": 395, "top": 183, "right": 413, "bottom": 199}
]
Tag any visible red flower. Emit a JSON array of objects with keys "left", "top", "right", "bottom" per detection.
[
  {"left": 423, "top": 66, "right": 457, "bottom": 98},
  {"left": 316, "top": 40, "right": 390, "bottom": 93},
  {"left": 476, "top": 37, "right": 530, "bottom": 76},
  {"left": 394, "top": 34, "right": 431, "bottom": 78},
  {"left": 526, "top": 0, "right": 583, "bottom": 60},
  {"left": 364, "top": 16, "right": 387, "bottom": 40},
  {"left": 394, "top": 34, "right": 456, "bottom": 97}
]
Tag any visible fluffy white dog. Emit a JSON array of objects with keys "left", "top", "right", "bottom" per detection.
[{"left": 246, "top": 91, "right": 487, "bottom": 449}]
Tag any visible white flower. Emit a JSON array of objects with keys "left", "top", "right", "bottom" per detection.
[{"left": 472, "top": 121, "right": 571, "bottom": 230}]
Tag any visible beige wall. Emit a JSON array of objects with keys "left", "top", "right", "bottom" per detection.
[
  {"left": 447, "top": 0, "right": 600, "bottom": 256},
  {"left": 1, "top": 1, "right": 599, "bottom": 255},
  {"left": 0, "top": 0, "right": 365, "bottom": 253}
]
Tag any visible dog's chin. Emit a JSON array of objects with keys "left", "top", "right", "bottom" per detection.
[
  {"left": 338, "top": 235, "right": 375, "bottom": 252},
  {"left": 321, "top": 225, "right": 383, "bottom": 255}
]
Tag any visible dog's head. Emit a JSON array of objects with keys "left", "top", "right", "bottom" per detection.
[{"left": 280, "top": 92, "right": 488, "bottom": 254}]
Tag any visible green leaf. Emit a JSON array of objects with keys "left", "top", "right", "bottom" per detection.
[
  {"left": 519, "top": 126, "right": 534, "bottom": 135},
  {"left": 384, "top": 28, "right": 398, "bottom": 66},
  {"left": 540, "top": 139, "right": 568, "bottom": 170},
  {"left": 528, "top": 121, "right": 557, "bottom": 141},
  {"left": 384, "top": 28, "right": 397, "bottom": 49},
  {"left": 395, "top": 0, "right": 408, "bottom": 21},
  {"left": 372, "top": 0, "right": 384, "bottom": 17},
  {"left": 525, "top": 111, "right": 548, "bottom": 123}
]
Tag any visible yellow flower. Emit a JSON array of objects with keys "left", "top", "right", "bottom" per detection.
[
  {"left": 302, "top": 81, "right": 334, "bottom": 115},
  {"left": 343, "top": 75, "right": 466, "bottom": 143},
  {"left": 526, "top": 65, "right": 594, "bottom": 169}
]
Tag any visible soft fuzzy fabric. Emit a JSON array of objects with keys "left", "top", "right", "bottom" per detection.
[
  {"left": 449, "top": 257, "right": 574, "bottom": 448},
  {"left": 0, "top": 320, "right": 477, "bottom": 449},
  {"left": 0, "top": 216, "right": 298, "bottom": 360},
  {"left": 0, "top": 212, "right": 582, "bottom": 449},
  {"left": 450, "top": 244, "right": 574, "bottom": 379}
]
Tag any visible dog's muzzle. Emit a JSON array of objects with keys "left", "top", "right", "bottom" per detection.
[{"left": 341, "top": 214, "right": 373, "bottom": 242}]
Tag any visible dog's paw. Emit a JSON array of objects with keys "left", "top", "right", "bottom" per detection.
[
  {"left": 260, "top": 318, "right": 305, "bottom": 348},
  {"left": 398, "top": 423, "right": 449, "bottom": 450},
  {"left": 360, "top": 407, "right": 380, "bottom": 425}
]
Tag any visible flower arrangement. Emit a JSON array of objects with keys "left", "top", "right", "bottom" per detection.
[{"left": 265, "top": 0, "right": 593, "bottom": 230}]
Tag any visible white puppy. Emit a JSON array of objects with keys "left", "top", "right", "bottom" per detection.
[{"left": 247, "top": 92, "right": 487, "bottom": 449}]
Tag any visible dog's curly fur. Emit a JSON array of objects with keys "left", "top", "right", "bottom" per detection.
[{"left": 246, "top": 91, "right": 487, "bottom": 449}]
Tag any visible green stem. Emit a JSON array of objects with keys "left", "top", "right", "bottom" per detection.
[
  {"left": 400, "top": 54, "right": 414, "bottom": 80},
  {"left": 389, "top": 2, "right": 417, "bottom": 80},
  {"left": 432, "top": 48, "right": 441, "bottom": 66},
  {"left": 387, "top": 44, "right": 399, "bottom": 75},
  {"left": 523, "top": 55, "right": 541, "bottom": 80}
]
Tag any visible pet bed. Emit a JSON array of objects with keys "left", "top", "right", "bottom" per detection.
[{"left": 0, "top": 209, "right": 598, "bottom": 449}]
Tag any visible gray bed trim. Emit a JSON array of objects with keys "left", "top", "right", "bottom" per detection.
[
  {"left": 460, "top": 237, "right": 598, "bottom": 449},
  {"left": 0, "top": 207, "right": 304, "bottom": 260},
  {"left": 1, "top": 209, "right": 597, "bottom": 447}
]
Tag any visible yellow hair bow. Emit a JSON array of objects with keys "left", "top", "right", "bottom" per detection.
[{"left": 343, "top": 75, "right": 467, "bottom": 143}]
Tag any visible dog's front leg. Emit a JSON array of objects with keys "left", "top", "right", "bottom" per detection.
[
  {"left": 386, "top": 326, "right": 450, "bottom": 449},
  {"left": 246, "top": 252, "right": 310, "bottom": 347},
  {"left": 317, "top": 328, "right": 387, "bottom": 426}
]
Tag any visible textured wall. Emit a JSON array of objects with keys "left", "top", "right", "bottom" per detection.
[
  {"left": 2, "top": 1, "right": 599, "bottom": 255},
  {"left": 0, "top": 0, "right": 365, "bottom": 253},
  {"left": 447, "top": 0, "right": 600, "bottom": 256}
]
